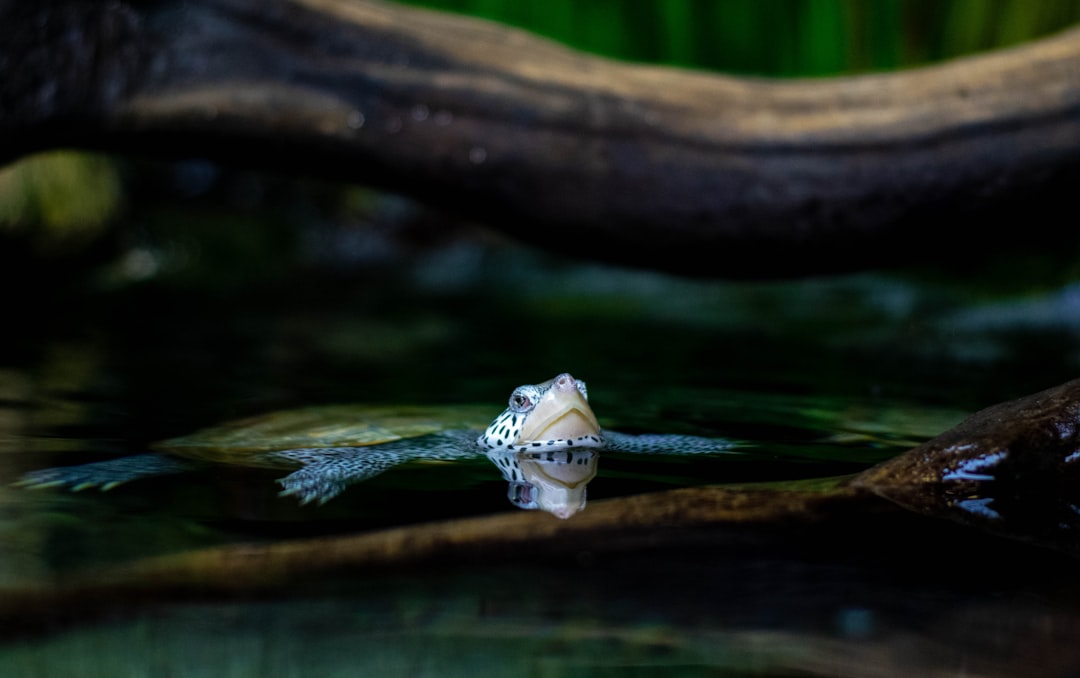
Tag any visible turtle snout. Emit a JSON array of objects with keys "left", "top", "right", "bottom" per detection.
[{"left": 553, "top": 373, "right": 577, "bottom": 391}]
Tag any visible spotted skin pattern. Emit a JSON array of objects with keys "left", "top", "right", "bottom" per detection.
[
  {"left": 476, "top": 375, "right": 603, "bottom": 453},
  {"left": 487, "top": 448, "right": 594, "bottom": 485},
  {"left": 14, "top": 453, "right": 193, "bottom": 492},
  {"left": 16, "top": 374, "right": 739, "bottom": 506},
  {"left": 273, "top": 430, "right": 478, "bottom": 504}
]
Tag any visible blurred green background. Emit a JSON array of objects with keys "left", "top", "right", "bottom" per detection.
[
  {"left": 402, "top": 0, "right": 1080, "bottom": 75},
  {"left": 4, "top": 0, "right": 1080, "bottom": 251}
]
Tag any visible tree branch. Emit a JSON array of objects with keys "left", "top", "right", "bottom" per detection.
[{"left": 3, "top": 0, "right": 1080, "bottom": 275}]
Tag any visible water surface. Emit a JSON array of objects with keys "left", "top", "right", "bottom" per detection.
[{"left": 2, "top": 196, "right": 1080, "bottom": 674}]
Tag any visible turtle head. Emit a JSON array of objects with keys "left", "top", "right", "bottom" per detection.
[{"left": 478, "top": 373, "right": 602, "bottom": 451}]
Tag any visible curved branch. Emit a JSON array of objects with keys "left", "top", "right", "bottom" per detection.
[
  {"left": 3, "top": 0, "right": 1080, "bottom": 275},
  {"left": 0, "top": 484, "right": 870, "bottom": 628}
]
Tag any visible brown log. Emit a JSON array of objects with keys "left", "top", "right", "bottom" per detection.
[
  {"left": 2, "top": 0, "right": 1080, "bottom": 275},
  {"left": 0, "top": 483, "right": 876, "bottom": 629}
]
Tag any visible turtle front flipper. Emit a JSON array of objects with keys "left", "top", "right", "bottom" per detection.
[
  {"left": 601, "top": 431, "right": 741, "bottom": 455},
  {"left": 273, "top": 447, "right": 408, "bottom": 505},
  {"left": 14, "top": 453, "right": 195, "bottom": 492},
  {"left": 273, "top": 431, "right": 480, "bottom": 505}
]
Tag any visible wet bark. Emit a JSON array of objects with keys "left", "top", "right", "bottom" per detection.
[
  {"left": 856, "top": 377, "right": 1080, "bottom": 553},
  {"left": 2, "top": 0, "right": 1080, "bottom": 275}
]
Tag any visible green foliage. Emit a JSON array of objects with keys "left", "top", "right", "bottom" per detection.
[
  {"left": 399, "top": 0, "right": 1080, "bottom": 75},
  {"left": 0, "top": 151, "right": 121, "bottom": 250}
]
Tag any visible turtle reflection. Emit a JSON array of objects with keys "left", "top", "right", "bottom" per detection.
[{"left": 489, "top": 448, "right": 598, "bottom": 519}]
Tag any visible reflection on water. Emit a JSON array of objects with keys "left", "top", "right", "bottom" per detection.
[
  {"left": 883, "top": 479, "right": 1080, "bottom": 557},
  {"left": 498, "top": 448, "right": 596, "bottom": 518},
  {"left": 864, "top": 460, "right": 1080, "bottom": 558},
  {"left": 4, "top": 201, "right": 1080, "bottom": 672}
]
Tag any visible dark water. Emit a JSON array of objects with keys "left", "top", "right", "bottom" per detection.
[{"left": 3, "top": 188, "right": 1080, "bottom": 675}]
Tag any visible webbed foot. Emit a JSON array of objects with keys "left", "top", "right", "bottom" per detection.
[
  {"left": 271, "top": 446, "right": 412, "bottom": 505},
  {"left": 13, "top": 467, "right": 127, "bottom": 492},
  {"left": 277, "top": 467, "right": 347, "bottom": 506},
  {"left": 14, "top": 453, "right": 192, "bottom": 492}
]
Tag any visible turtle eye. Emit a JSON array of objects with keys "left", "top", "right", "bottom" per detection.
[{"left": 510, "top": 391, "right": 533, "bottom": 412}]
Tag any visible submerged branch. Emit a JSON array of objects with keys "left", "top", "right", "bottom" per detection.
[
  {"left": 2, "top": 0, "right": 1080, "bottom": 275},
  {"left": 0, "top": 484, "right": 871, "bottom": 630}
]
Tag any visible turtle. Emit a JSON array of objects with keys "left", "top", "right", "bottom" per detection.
[{"left": 16, "top": 373, "right": 738, "bottom": 518}]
